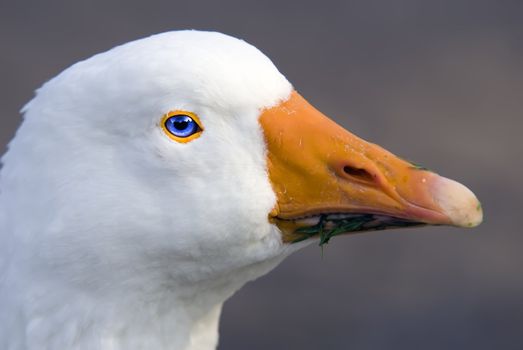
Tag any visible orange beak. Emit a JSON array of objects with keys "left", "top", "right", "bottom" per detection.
[{"left": 259, "top": 91, "right": 483, "bottom": 244}]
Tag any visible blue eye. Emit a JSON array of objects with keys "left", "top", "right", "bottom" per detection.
[{"left": 164, "top": 114, "right": 200, "bottom": 138}]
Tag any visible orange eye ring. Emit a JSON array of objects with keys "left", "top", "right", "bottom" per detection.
[{"left": 160, "top": 110, "right": 204, "bottom": 143}]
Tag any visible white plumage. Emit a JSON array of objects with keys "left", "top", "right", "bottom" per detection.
[{"left": 1, "top": 31, "right": 296, "bottom": 350}]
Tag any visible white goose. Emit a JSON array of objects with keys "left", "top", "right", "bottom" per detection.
[{"left": 0, "top": 31, "right": 482, "bottom": 350}]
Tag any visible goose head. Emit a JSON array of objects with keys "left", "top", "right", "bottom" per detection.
[{"left": 0, "top": 30, "right": 482, "bottom": 349}]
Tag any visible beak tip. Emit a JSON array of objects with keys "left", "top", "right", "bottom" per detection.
[{"left": 433, "top": 176, "right": 483, "bottom": 228}]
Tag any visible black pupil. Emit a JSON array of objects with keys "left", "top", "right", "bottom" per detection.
[{"left": 174, "top": 117, "right": 190, "bottom": 130}]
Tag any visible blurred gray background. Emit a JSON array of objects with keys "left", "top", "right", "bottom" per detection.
[{"left": 1, "top": 1, "right": 522, "bottom": 349}]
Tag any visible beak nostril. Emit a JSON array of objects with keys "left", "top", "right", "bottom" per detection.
[{"left": 342, "top": 165, "right": 375, "bottom": 183}]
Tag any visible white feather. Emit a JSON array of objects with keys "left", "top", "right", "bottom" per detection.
[{"left": 0, "top": 31, "right": 304, "bottom": 350}]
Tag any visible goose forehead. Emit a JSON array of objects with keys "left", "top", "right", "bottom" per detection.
[{"left": 46, "top": 31, "right": 292, "bottom": 115}]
